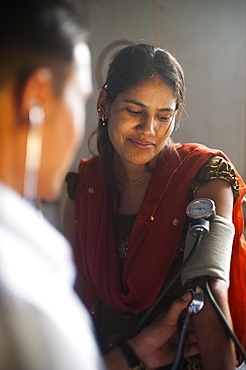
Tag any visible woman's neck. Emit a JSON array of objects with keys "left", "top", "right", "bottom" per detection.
[{"left": 113, "top": 157, "right": 151, "bottom": 185}]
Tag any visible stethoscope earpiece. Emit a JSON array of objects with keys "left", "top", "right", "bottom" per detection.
[{"left": 28, "top": 105, "right": 45, "bottom": 126}]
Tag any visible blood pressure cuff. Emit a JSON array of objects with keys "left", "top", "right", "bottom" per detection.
[{"left": 181, "top": 215, "right": 235, "bottom": 287}]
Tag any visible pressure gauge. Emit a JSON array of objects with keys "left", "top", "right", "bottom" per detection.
[{"left": 186, "top": 198, "right": 216, "bottom": 221}]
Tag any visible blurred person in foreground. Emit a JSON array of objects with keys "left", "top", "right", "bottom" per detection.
[{"left": 0, "top": 1, "right": 198, "bottom": 369}]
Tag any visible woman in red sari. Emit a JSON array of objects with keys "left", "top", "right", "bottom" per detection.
[{"left": 64, "top": 44, "right": 246, "bottom": 369}]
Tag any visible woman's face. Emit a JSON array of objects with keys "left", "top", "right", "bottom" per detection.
[
  {"left": 106, "top": 75, "right": 177, "bottom": 168},
  {"left": 39, "top": 42, "right": 92, "bottom": 199}
]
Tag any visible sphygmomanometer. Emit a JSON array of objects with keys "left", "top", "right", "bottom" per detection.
[{"left": 134, "top": 198, "right": 246, "bottom": 369}]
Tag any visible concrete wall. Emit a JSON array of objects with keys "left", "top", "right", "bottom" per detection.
[
  {"left": 79, "top": 0, "right": 246, "bottom": 174},
  {"left": 45, "top": 0, "right": 246, "bottom": 229}
]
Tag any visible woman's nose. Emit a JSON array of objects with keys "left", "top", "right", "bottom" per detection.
[{"left": 138, "top": 115, "right": 156, "bottom": 136}]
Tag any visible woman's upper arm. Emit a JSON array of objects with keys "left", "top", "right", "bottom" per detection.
[
  {"left": 63, "top": 197, "right": 76, "bottom": 245},
  {"left": 190, "top": 179, "right": 236, "bottom": 368},
  {"left": 193, "top": 178, "right": 234, "bottom": 221}
]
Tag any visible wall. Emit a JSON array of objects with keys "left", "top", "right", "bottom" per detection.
[
  {"left": 80, "top": 0, "right": 246, "bottom": 175},
  {"left": 46, "top": 0, "right": 246, "bottom": 229}
]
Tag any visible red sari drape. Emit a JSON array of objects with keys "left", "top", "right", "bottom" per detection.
[{"left": 73, "top": 143, "right": 246, "bottom": 356}]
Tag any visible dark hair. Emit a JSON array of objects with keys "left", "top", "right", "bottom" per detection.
[
  {"left": 88, "top": 44, "right": 185, "bottom": 206},
  {"left": 0, "top": 0, "right": 88, "bottom": 93},
  {"left": 105, "top": 44, "right": 184, "bottom": 114}
]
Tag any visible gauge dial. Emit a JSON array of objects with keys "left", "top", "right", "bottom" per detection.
[{"left": 186, "top": 198, "right": 216, "bottom": 220}]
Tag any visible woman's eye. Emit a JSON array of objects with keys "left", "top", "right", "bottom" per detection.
[
  {"left": 158, "top": 114, "right": 172, "bottom": 121},
  {"left": 127, "top": 108, "right": 142, "bottom": 115}
]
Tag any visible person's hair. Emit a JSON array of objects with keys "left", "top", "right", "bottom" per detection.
[
  {"left": 0, "top": 0, "right": 88, "bottom": 95},
  {"left": 88, "top": 43, "right": 186, "bottom": 207}
]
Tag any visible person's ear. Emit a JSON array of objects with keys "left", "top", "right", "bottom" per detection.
[
  {"left": 17, "top": 68, "right": 53, "bottom": 127},
  {"left": 97, "top": 88, "right": 109, "bottom": 119}
]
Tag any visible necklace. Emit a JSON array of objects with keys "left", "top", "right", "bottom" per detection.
[{"left": 113, "top": 159, "right": 151, "bottom": 184}]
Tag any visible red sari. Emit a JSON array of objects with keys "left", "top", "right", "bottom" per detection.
[{"left": 73, "top": 143, "right": 246, "bottom": 357}]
